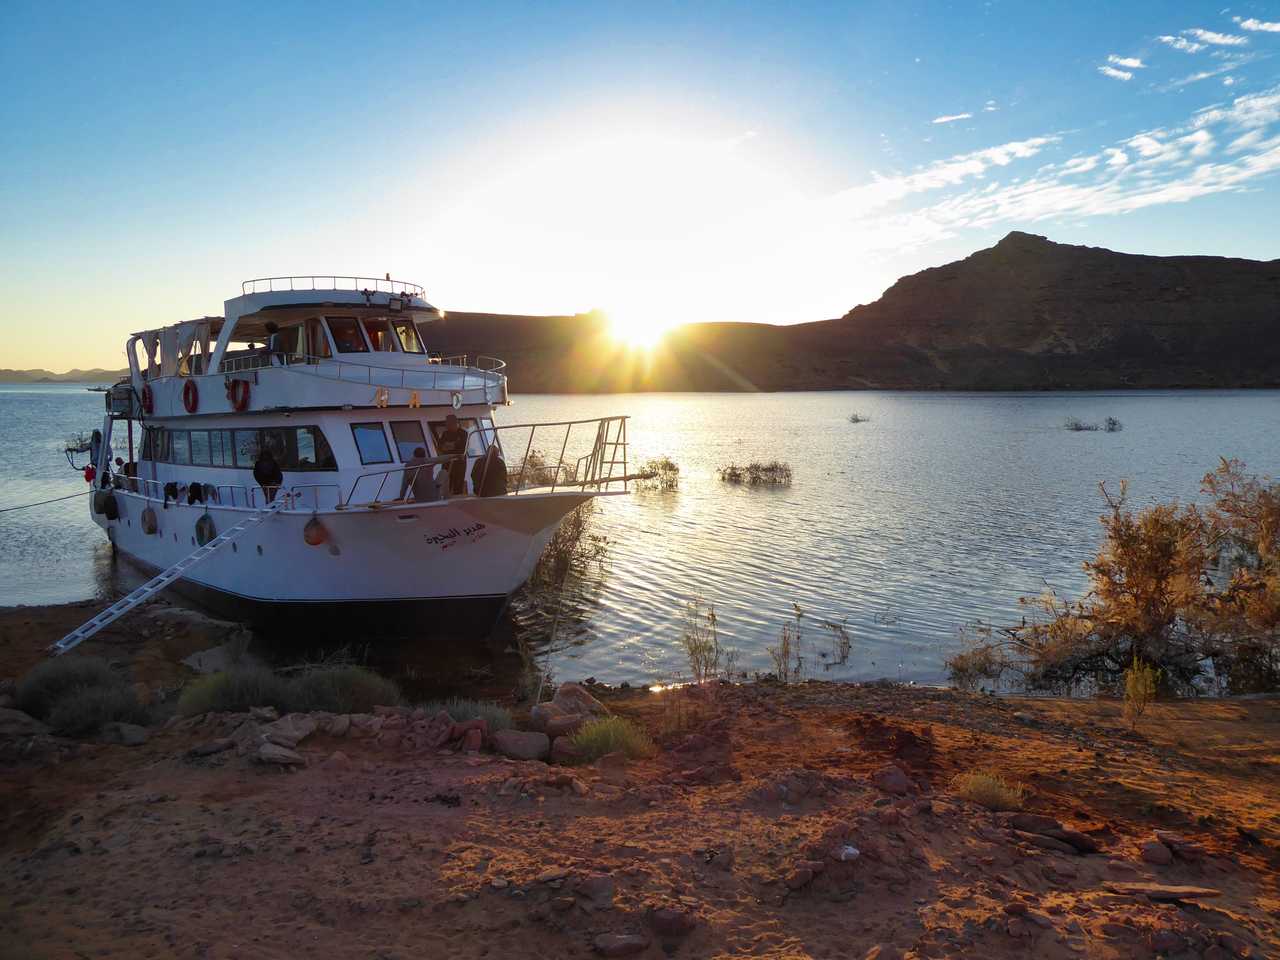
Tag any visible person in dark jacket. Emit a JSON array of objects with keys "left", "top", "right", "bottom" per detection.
[
  {"left": 437, "top": 414, "right": 469, "bottom": 495},
  {"left": 399, "top": 447, "right": 440, "bottom": 502},
  {"left": 253, "top": 448, "right": 284, "bottom": 503},
  {"left": 471, "top": 444, "right": 508, "bottom": 497}
]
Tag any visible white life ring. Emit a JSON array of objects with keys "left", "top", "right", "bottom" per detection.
[{"left": 451, "top": 392, "right": 462, "bottom": 410}]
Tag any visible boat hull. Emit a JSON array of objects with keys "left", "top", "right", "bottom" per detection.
[{"left": 93, "top": 489, "right": 598, "bottom": 636}]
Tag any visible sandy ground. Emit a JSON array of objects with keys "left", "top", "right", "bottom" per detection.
[{"left": 1, "top": 604, "right": 1278, "bottom": 960}]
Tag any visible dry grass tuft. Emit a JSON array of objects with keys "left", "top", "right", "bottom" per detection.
[
  {"left": 951, "top": 770, "right": 1026, "bottom": 810},
  {"left": 570, "top": 716, "right": 656, "bottom": 762}
]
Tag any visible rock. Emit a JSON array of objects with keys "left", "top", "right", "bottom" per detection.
[
  {"left": 530, "top": 700, "right": 568, "bottom": 730},
  {"left": 321, "top": 751, "right": 350, "bottom": 768},
  {"left": 348, "top": 714, "right": 383, "bottom": 739},
  {"left": 864, "top": 945, "right": 902, "bottom": 960},
  {"left": 1140, "top": 840, "right": 1174, "bottom": 866},
  {"left": 579, "top": 874, "right": 615, "bottom": 905},
  {"left": 649, "top": 905, "right": 697, "bottom": 937},
  {"left": 492, "top": 729, "right": 550, "bottom": 761},
  {"left": 830, "top": 845, "right": 861, "bottom": 862},
  {"left": 1014, "top": 830, "right": 1078, "bottom": 855},
  {"left": 328, "top": 714, "right": 350, "bottom": 738},
  {"left": 372, "top": 704, "right": 402, "bottom": 717},
  {"left": 231, "top": 719, "right": 264, "bottom": 756},
  {"left": 1102, "top": 882, "right": 1222, "bottom": 902},
  {"left": 187, "top": 738, "right": 234, "bottom": 758},
  {"left": 463, "top": 728, "right": 483, "bottom": 753},
  {"left": 550, "top": 736, "right": 581, "bottom": 765},
  {"left": 1154, "top": 830, "right": 1206, "bottom": 862},
  {"left": 708, "top": 847, "right": 735, "bottom": 871},
  {"left": 545, "top": 714, "right": 585, "bottom": 738},
  {"left": 1150, "top": 929, "right": 1185, "bottom": 954},
  {"left": 1216, "top": 932, "right": 1252, "bottom": 958},
  {"left": 415, "top": 710, "right": 454, "bottom": 748},
  {"left": 263, "top": 713, "right": 316, "bottom": 745},
  {"left": 552, "top": 682, "right": 608, "bottom": 718},
  {"left": 1002, "top": 902, "right": 1028, "bottom": 916},
  {"left": 0, "top": 707, "right": 50, "bottom": 739},
  {"left": 1006, "top": 813, "right": 1062, "bottom": 834},
  {"left": 1047, "top": 828, "right": 1100, "bottom": 854},
  {"left": 257, "top": 742, "right": 305, "bottom": 766},
  {"left": 593, "top": 933, "right": 649, "bottom": 957},
  {"left": 249, "top": 705, "right": 279, "bottom": 722},
  {"left": 99, "top": 722, "right": 148, "bottom": 746},
  {"left": 1007, "top": 917, "right": 1029, "bottom": 938},
  {"left": 872, "top": 764, "right": 912, "bottom": 795}
]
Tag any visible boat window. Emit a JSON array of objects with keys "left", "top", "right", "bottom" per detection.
[
  {"left": 390, "top": 421, "right": 427, "bottom": 462},
  {"left": 294, "top": 426, "right": 338, "bottom": 470},
  {"left": 351, "top": 422, "right": 393, "bottom": 465},
  {"left": 210, "top": 430, "right": 231, "bottom": 467},
  {"left": 233, "top": 430, "right": 261, "bottom": 468},
  {"left": 189, "top": 431, "right": 212, "bottom": 466},
  {"left": 428, "top": 418, "right": 488, "bottom": 455},
  {"left": 326, "top": 317, "right": 368, "bottom": 353},
  {"left": 171, "top": 431, "right": 191, "bottom": 466},
  {"left": 361, "top": 318, "right": 397, "bottom": 352},
  {"left": 306, "top": 318, "right": 332, "bottom": 359},
  {"left": 276, "top": 324, "right": 303, "bottom": 360},
  {"left": 391, "top": 318, "right": 425, "bottom": 353},
  {"left": 260, "top": 428, "right": 289, "bottom": 465}
]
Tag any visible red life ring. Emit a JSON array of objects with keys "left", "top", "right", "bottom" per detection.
[
  {"left": 227, "top": 379, "right": 251, "bottom": 412},
  {"left": 182, "top": 379, "right": 199, "bottom": 413},
  {"left": 141, "top": 384, "right": 154, "bottom": 414}
]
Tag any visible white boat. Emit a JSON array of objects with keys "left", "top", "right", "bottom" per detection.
[{"left": 78, "top": 276, "right": 631, "bottom": 634}]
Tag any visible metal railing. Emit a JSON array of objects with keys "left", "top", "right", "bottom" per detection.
[
  {"left": 216, "top": 352, "right": 506, "bottom": 397},
  {"left": 122, "top": 477, "right": 342, "bottom": 512},
  {"left": 344, "top": 416, "right": 630, "bottom": 507},
  {"left": 241, "top": 276, "right": 426, "bottom": 297}
]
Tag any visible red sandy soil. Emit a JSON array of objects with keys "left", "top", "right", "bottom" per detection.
[{"left": 1, "top": 672, "right": 1278, "bottom": 960}]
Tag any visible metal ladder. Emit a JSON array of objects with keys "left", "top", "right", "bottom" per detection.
[{"left": 49, "top": 498, "right": 288, "bottom": 656}]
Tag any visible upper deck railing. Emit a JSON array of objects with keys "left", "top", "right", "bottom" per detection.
[
  {"left": 240, "top": 276, "right": 426, "bottom": 297},
  {"left": 214, "top": 352, "right": 506, "bottom": 396}
]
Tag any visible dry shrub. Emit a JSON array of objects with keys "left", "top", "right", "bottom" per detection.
[
  {"left": 292, "top": 666, "right": 403, "bottom": 714},
  {"left": 420, "top": 697, "right": 513, "bottom": 732},
  {"left": 18, "top": 657, "right": 121, "bottom": 720},
  {"left": 528, "top": 500, "right": 607, "bottom": 590},
  {"left": 177, "top": 666, "right": 294, "bottom": 716},
  {"left": 768, "top": 604, "right": 806, "bottom": 683},
  {"left": 570, "top": 716, "right": 656, "bottom": 762},
  {"left": 946, "top": 460, "right": 1280, "bottom": 695},
  {"left": 952, "top": 771, "right": 1025, "bottom": 811},
  {"left": 49, "top": 686, "right": 149, "bottom": 737},
  {"left": 680, "top": 598, "right": 723, "bottom": 686},
  {"left": 1123, "top": 654, "right": 1160, "bottom": 729}
]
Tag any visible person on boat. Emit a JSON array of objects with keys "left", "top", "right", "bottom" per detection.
[
  {"left": 438, "top": 414, "right": 470, "bottom": 496},
  {"left": 399, "top": 447, "right": 440, "bottom": 502},
  {"left": 263, "top": 321, "right": 283, "bottom": 365},
  {"left": 471, "top": 444, "right": 508, "bottom": 498},
  {"left": 253, "top": 447, "right": 284, "bottom": 503}
]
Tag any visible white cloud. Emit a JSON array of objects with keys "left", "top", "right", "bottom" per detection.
[
  {"left": 1061, "top": 155, "right": 1100, "bottom": 174},
  {"left": 1103, "top": 147, "right": 1129, "bottom": 167},
  {"left": 932, "top": 113, "right": 973, "bottom": 124},
  {"left": 1235, "top": 16, "right": 1280, "bottom": 33},
  {"left": 1099, "top": 65, "right": 1134, "bottom": 81},
  {"left": 983, "top": 100, "right": 998, "bottom": 112},
  {"left": 1180, "top": 129, "right": 1215, "bottom": 157},
  {"left": 1108, "top": 55, "right": 1146, "bottom": 69},
  {"left": 1158, "top": 34, "right": 1206, "bottom": 53},
  {"left": 1227, "top": 129, "right": 1265, "bottom": 152},
  {"left": 1224, "top": 76, "right": 1237, "bottom": 86},
  {"left": 1192, "top": 87, "right": 1280, "bottom": 130},
  {"left": 1184, "top": 28, "right": 1249, "bottom": 46}
]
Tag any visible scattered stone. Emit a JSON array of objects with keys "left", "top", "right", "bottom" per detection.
[
  {"left": 864, "top": 945, "right": 902, "bottom": 960},
  {"left": 872, "top": 764, "right": 912, "bottom": 795},
  {"left": 550, "top": 736, "right": 581, "bottom": 765},
  {"left": 545, "top": 715, "right": 585, "bottom": 738},
  {"left": 1006, "top": 813, "right": 1062, "bottom": 834},
  {"left": 552, "top": 682, "right": 608, "bottom": 718},
  {"left": 593, "top": 933, "right": 649, "bottom": 957},
  {"left": 492, "top": 729, "right": 550, "bottom": 761},
  {"left": 257, "top": 742, "right": 305, "bottom": 766},
  {"left": 1216, "top": 932, "right": 1252, "bottom": 958},
  {"left": 348, "top": 714, "right": 384, "bottom": 739},
  {"left": 1150, "top": 929, "right": 1186, "bottom": 954},
  {"left": 595, "top": 751, "right": 629, "bottom": 784},
  {"left": 187, "top": 738, "right": 234, "bottom": 758},
  {"left": 1154, "top": 831, "right": 1206, "bottom": 862},
  {"left": 579, "top": 873, "right": 615, "bottom": 904},
  {"left": 1102, "top": 882, "right": 1222, "bottom": 902},
  {"left": 463, "top": 728, "right": 483, "bottom": 753},
  {"left": 784, "top": 866, "right": 813, "bottom": 889},
  {"left": 1014, "top": 830, "right": 1077, "bottom": 855},
  {"left": 328, "top": 715, "right": 350, "bottom": 738},
  {"left": 1007, "top": 917, "right": 1029, "bottom": 938},
  {"left": 830, "top": 845, "right": 860, "bottom": 862},
  {"left": 1140, "top": 840, "right": 1174, "bottom": 866},
  {"left": 249, "top": 706, "right": 278, "bottom": 722},
  {"left": 530, "top": 701, "right": 568, "bottom": 730},
  {"left": 0, "top": 708, "right": 50, "bottom": 739},
  {"left": 321, "top": 751, "right": 350, "bottom": 768}
]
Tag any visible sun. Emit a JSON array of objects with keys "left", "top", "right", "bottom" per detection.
[{"left": 605, "top": 306, "right": 678, "bottom": 349}]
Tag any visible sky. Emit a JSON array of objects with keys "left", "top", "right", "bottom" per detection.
[{"left": 3, "top": 1, "right": 1280, "bottom": 369}]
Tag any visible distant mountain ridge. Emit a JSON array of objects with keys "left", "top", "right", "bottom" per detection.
[
  {"left": 0, "top": 367, "right": 128, "bottom": 384},
  {"left": 10, "top": 233, "right": 1279, "bottom": 390}
]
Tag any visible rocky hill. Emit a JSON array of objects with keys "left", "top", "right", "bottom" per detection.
[{"left": 438, "top": 233, "right": 1280, "bottom": 392}]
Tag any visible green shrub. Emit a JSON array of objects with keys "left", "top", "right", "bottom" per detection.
[
  {"left": 718, "top": 461, "right": 793, "bottom": 486},
  {"left": 48, "top": 685, "right": 149, "bottom": 737},
  {"left": 292, "top": 665, "right": 403, "bottom": 714},
  {"left": 952, "top": 771, "right": 1025, "bottom": 811},
  {"left": 177, "top": 665, "right": 295, "bottom": 716},
  {"left": 570, "top": 716, "right": 656, "bottom": 762},
  {"left": 420, "top": 697, "right": 513, "bottom": 731},
  {"left": 17, "top": 657, "right": 121, "bottom": 720}
]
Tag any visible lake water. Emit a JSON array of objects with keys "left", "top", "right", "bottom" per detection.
[{"left": 3, "top": 384, "right": 1278, "bottom": 685}]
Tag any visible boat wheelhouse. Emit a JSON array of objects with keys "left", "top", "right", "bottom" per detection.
[{"left": 71, "top": 276, "right": 631, "bottom": 638}]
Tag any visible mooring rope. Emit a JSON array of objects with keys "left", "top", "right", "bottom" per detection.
[{"left": 0, "top": 490, "right": 89, "bottom": 514}]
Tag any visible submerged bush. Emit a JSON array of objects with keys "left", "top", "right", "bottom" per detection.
[
  {"left": 420, "top": 697, "right": 513, "bottom": 732},
  {"left": 952, "top": 771, "right": 1025, "bottom": 810},
  {"left": 848, "top": 412, "right": 870, "bottom": 424},
  {"left": 636, "top": 456, "right": 680, "bottom": 492},
  {"left": 570, "top": 716, "right": 656, "bottom": 762},
  {"left": 17, "top": 656, "right": 122, "bottom": 720},
  {"left": 1064, "top": 416, "right": 1122, "bottom": 433},
  {"left": 177, "top": 665, "right": 295, "bottom": 716},
  {"left": 292, "top": 666, "right": 403, "bottom": 714},
  {"left": 48, "top": 685, "right": 149, "bottom": 737},
  {"left": 718, "top": 461, "right": 793, "bottom": 486}
]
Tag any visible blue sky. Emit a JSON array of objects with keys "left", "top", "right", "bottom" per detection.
[{"left": 3, "top": 1, "right": 1280, "bottom": 367}]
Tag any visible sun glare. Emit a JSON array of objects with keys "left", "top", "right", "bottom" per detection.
[{"left": 606, "top": 307, "right": 678, "bottom": 348}]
